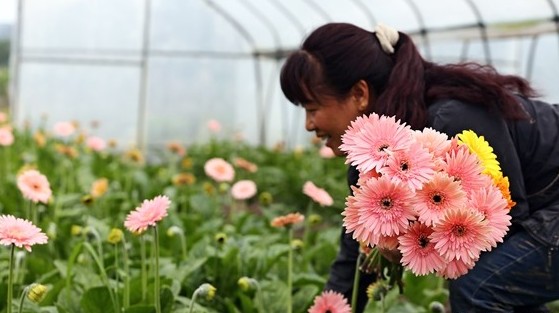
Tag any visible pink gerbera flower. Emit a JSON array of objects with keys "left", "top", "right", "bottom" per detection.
[
  {"left": 414, "top": 172, "right": 467, "bottom": 226},
  {"left": 343, "top": 187, "right": 380, "bottom": 246},
  {"left": 354, "top": 176, "right": 416, "bottom": 237},
  {"left": 376, "top": 234, "right": 400, "bottom": 250},
  {"left": 0, "top": 215, "right": 48, "bottom": 251},
  {"left": 357, "top": 169, "right": 381, "bottom": 187},
  {"left": 398, "top": 222, "right": 446, "bottom": 276},
  {"left": 53, "top": 121, "right": 75, "bottom": 137},
  {"left": 430, "top": 207, "right": 488, "bottom": 264},
  {"left": 303, "top": 181, "right": 334, "bottom": 206},
  {"left": 86, "top": 136, "right": 107, "bottom": 151},
  {"left": 17, "top": 169, "right": 52, "bottom": 204},
  {"left": 124, "top": 195, "right": 171, "bottom": 233},
  {"left": 308, "top": 290, "right": 351, "bottom": 313},
  {"left": 468, "top": 185, "right": 511, "bottom": 251},
  {"left": 442, "top": 145, "right": 488, "bottom": 195},
  {"left": 413, "top": 128, "right": 451, "bottom": 160},
  {"left": 381, "top": 142, "right": 436, "bottom": 190},
  {"left": 231, "top": 180, "right": 257, "bottom": 200},
  {"left": 340, "top": 113, "right": 413, "bottom": 174},
  {"left": 0, "top": 127, "right": 14, "bottom": 146},
  {"left": 204, "top": 158, "right": 235, "bottom": 182},
  {"left": 207, "top": 119, "right": 221, "bottom": 133},
  {"left": 437, "top": 257, "right": 477, "bottom": 279}
]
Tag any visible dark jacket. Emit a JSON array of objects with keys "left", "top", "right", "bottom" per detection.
[{"left": 325, "top": 96, "right": 559, "bottom": 313}]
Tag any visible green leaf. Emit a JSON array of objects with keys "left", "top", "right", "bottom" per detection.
[
  {"left": 80, "top": 286, "right": 116, "bottom": 313},
  {"left": 292, "top": 285, "right": 319, "bottom": 313},
  {"left": 124, "top": 305, "right": 156, "bottom": 313},
  {"left": 160, "top": 286, "right": 174, "bottom": 313}
]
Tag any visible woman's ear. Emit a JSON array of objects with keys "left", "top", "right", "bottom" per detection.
[{"left": 351, "top": 80, "right": 370, "bottom": 112}]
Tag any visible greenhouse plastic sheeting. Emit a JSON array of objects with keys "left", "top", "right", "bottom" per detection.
[{"left": 9, "top": 0, "right": 559, "bottom": 149}]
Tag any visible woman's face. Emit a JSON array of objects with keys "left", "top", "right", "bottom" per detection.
[{"left": 303, "top": 94, "right": 363, "bottom": 156}]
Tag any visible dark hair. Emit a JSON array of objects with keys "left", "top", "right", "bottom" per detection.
[{"left": 280, "top": 23, "right": 536, "bottom": 129}]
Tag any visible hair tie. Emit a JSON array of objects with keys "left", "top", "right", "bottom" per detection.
[{"left": 375, "top": 23, "right": 399, "bottom": 54}]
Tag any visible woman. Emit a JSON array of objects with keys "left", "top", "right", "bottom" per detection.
[{"left": 280, "top": 22, "right": 559, "bottom": 313}]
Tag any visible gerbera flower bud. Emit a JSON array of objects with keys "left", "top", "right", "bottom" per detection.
[
  {"left": 107, "top": 228, "right": 124, "bottom": 244},
  {"left": 308, "top": 214, "right": 322, "bottom": 225},
  {"left": 214, "top": 232, "right": 227, "bottom": 244},
  {"left": 71, "top": 225, "right": 83, "bottom": 236},
  {"left": 218, "top": 183, "right": 230, "bottom": 194},
  {"left": 429, "top": 301, "right": 445, "bottom": 313},
  {"left": 166, "top": 226, "right": 183, "bottom": 237},
  {"left": 258, "top": 192, "right": 273, "bottom": 206},
  {"left": 202, "top": 182, "right": 215, "bottom": 195},
  {"left": 290, "top": 239, "right": 304, "bottom": 251},
  {"left": 196, "top": 283, "right": 217, "bottom": 300},
  {"left": 27, "top": 283, "right": 48, "bottom": 303},
  {"left": 237, "top": 276, "right": 258, "bottom": 292},
  {"left": 81, "top": 194, "right": 94, "bottom": 205},
  {"left": 366, "top": 281, "right": 389, "bottom": 301}
]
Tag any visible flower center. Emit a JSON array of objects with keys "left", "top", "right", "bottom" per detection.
[
  {"left": 380, "top": 197, "right": 392, "bottom": 209},
  {"left": 418, "top": 234, "right": 429, "bottom": 248},
  {"left": 452, "top": 225, "right": 466, "bottom": 236},
  {"left": 431, "top": 193, "right": 443, "bottom": 204},
  {"left": 378, "top": 144, "right": 389, "bottom": 152},
  {"left": 400, "top": 161, "right": 409, "bottom": 171}
]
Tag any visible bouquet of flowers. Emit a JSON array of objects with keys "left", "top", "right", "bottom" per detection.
[{"left": 339, "top": 113, "right": 515, "bottom": 280}]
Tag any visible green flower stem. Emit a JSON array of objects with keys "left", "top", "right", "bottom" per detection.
[
  {"left": 255, "top": 284, "right": 265, "bottom": 313},
  {"left": 178, "top": 231, "right": 187, "bottom": 261},
  {"left": 113, "top": 245, "right": 121, "bottom": 311},
  {"left": 302, "top": 201, "right": 313, "bottom": 247},
  {"left": 287, "top": 227, "right": 294, "bottom": 313},
  {"left": 82, "top": 242, "right": 119, "bottom": 313},
  {"left": 187, "top": 289, "right": 200, "bottom": 313},
  {"left": 121, "top": 237, "right": 130, "bottom": 309},
  {"left": 17, "top": 285, "right": 30, "bottom": 313},
  {"left": 351, "top": 253, "right": 363, "bottom": 313},
  {"left": 7, "top": 244, "right": 15, "bottom": 313},
  {"left": 154, "top": 226, "right": 161, "bottom": 313},
  {"left": 141, "top": 236, "right": 147, "bottom": 301}
]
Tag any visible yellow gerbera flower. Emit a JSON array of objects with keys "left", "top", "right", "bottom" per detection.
[
  {"left": 457, "top": 130, "right": 501, "bottom": 177},
  {"left": 493, "top": 173, "right": 516, "bottom": 210}
]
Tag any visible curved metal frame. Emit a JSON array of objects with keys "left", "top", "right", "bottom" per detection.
[{"left": 9, "top": 0, "right": 559, "bottom": 148}]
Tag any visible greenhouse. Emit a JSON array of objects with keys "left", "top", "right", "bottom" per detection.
[{"left": 0, "top": 0, "right": 558, "bottom": 312}]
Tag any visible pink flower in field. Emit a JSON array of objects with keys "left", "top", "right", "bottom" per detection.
[
  {"left": 0, "top": 215, "right": 48, "bottom": 251},
  {"left": 414, "top": 172, "right": 467, "bottom": 226},
  {"left": 86, "top": 136, "right": 106, "bottom": 151},
  {"left": 468, "top": 185, "right": 511, "bottom": 251},
  {"left": 231, "top": 180, "right": 257, "bottom": 200},
  {"left": 0, "top": 126, "right": 14, "bottom": 146},
  {"left": 17, "top": 170, "right": 52, "bottom": 204},
  {"left": 53, "top": 121, "right": 75, "bottom": 137},
  {"left": 124, "top": 195, "right": 171, "bottom": 233},
  {"left": 381, "top": 142, "right": 436, "bottom": 190},
  {"left": 308, "top": 290, "right": 351, "bottom": 313},
  {"left": 319, "top": 145, "right": 335, "bottom": 158},
  {"left": 204, "top": 158, "right": 235, "bottom": 182},
  {"left": 442, "top": 145, "right": 487, "bottom": 195},
  {"left": 398, "top": 222, "right": 446, "bottom": 276},
  {"left": 340, "top": 113, "right": 413, "bottom": 174},
  {"left": 438, "top": 257, "right": 476, "bottom": 279},
  {"left": 270, "top": 212, "right": 304, "bottom": 228},
  {"left": 430, "top": 207, "right": 488, "bottom": 264},
  {"left": 207, "top": 119, "right": 221, "bottom": 133},
  {"left": 352, "top": 176, "right": 416, "bottom": 237},
  {"left": 303, "top": 181, "right": 333, "bottom": 206}
]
